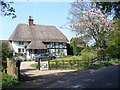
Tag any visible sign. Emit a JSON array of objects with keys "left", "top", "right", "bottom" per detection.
[{"left": 40, "top": 61, "right": 49, "bottom": 70}]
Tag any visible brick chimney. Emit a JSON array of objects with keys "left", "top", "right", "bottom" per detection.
[{"left": 28, "top": 16, "right": 34, "bottom": 25}]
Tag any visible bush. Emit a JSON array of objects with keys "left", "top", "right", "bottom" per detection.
[
  {"left": 1, "top": 72, "right": 19, "bottom": 88},
  {"left": 97, "top": 48, "right": 106, "bottom": 57},
  {"left": 106, "top": 46, "right": 120, "bottom": 59},
  {"left": 88, "top": 59, "right": 120, "bottom": 69},
  {"left": 80, "top": 46, "right": 97, "bottom": 60}
]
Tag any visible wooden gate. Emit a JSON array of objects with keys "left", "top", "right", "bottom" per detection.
[{"left": 38, "top": 59, "right": 49, "bottom": 70}]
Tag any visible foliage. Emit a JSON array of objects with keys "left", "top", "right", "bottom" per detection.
[
  {"left": 96, "top": 2, "right": 120, "bottom": 19},
  {"left": 67, "top": 43, "right": 73, "bottom": 55},
  {"left": 106, "top": 23, "right": 120, "bottom": 58},
  {"left": 70, "top": 37, "right": 86, "bottom": 55},
  {"left": 1, "top": 72, "right": 19, "bottom": 88},
  {"left": 88, "top": 59, "right": 120, "bottom": 69},
  {"left": 106, "top": 46, "right": 120, "bottom": 59},
  {"left": 80, "top": 46, "right": 97, "bottom": 60},
  {"left": 1, "top": 43, "right": 13, "bottom": 60},
  {"left": 97, "top": 48, "right": 106, "bottom": 57},
  {"left": 14, "top": 53, "right": 26, "bottom": 61},
  {"left": 68, "top": 2, "right": 114, "bottom": 49},
  {"left": 15, "top": 53, "right": 25, "bottom": 57},
  {"left": 0, "top": 0, "right": 16, "bottom": 18}
]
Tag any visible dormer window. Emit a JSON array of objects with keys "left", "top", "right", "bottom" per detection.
[{"left": 19, "top": 42, "right": 24, "bottom": 45}]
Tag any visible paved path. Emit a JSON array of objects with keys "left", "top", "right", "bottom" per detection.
[{"left": 46, "top": 64, "right": 120, "bottom": 88}]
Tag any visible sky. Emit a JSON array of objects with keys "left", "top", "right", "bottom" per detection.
[{"left": 0, "top": 2, "right": 77, "bottom": 42}]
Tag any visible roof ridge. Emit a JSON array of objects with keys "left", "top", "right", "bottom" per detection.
[{"left": 18, "top": 23, "right": 56, "bottom": 27}]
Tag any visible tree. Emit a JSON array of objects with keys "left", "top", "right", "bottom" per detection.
[
  {"left": 96, "top": 2, "right": 120, "bottom": 19},
  {"left": 70, "top": 37, "right": 86, "bottom": 55},
  {"left": 0, "top": 43, "right": 13, "bottom": 60},
  {"left": 0, "top": 0, "right": 16, "bottom": 18},
  {"left": 95, "top": 2, "right": 120, "bottom": 58},
  {"left": 106, "top": 18, "right": 120, "bottom": 58},
  {"left": 68, "top": 2, "right": 114, "bottom": 49}
]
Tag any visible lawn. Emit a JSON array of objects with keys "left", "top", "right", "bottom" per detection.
[{"left": 54, "top": 55, "right": 82, "bottom": 61}]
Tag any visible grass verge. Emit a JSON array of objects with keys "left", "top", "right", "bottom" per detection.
[
  {"left": 1, "top": 72, "right": 19, "bottom": 88},
  {"left": 88, "top": 59, "right": 120, "bottom": 69}
]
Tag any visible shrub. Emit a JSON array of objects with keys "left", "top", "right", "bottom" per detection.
[
  {"left": 97, "top": 48, "right": 106, "bottom": 57},
  {"left": 1, "top": 72, "right": 19, "bottom": 88},
  {"left": 88, "top": 59, "right": 120, "bottom": 69},
  {"left": 106, "top": 46, "right": 120, "bottom": 59},
  {"left": 80, "top": 46, "right": 97, "bottom": 60}
]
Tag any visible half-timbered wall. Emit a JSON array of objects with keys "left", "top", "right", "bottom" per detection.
[{"left": 44, "top": 42, "right": 67, "bottom": 56}]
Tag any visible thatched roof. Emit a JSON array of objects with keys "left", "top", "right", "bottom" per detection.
[
  {"left": 0, "top": 40, "right": 13, "bottom": 50},
  {"left": 27, "top": 41, "right": 47, "bottom": 49},
  {"left": 9, "top": 24, "right": 68, "bottom": 42}
]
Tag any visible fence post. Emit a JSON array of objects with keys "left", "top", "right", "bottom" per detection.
[
  {"left": 69, "top": 60, "right": 71, "bottom": 68},
  {"left": 56, "top": 60, "right": 58, "bottom": 69},
  {"left": 107, "top": 56, "right": 110, "bottom": 61},
  {"left": 16, "top": 60, "right": 21, "bottom": 81},
  {"left": 48, "top": 60, "right": 50, "bottom": 70},
  {"left": 77, "top": 60, "right": 79, "bottom": 70},
  {"left": 38, "top": 58, "right": 40, "bottom": 70},
  {"left": 62, "top": 60, "right": 64, "bottom": 69}
]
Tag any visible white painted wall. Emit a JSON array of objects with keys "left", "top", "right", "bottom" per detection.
[{"left": 12, "top": 41, "right": 29, "bottom": 53}]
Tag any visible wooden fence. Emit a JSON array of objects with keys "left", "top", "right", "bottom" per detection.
[
  {"left": 91, "top": 55, "right": 110, "bottom": 64},
  {"left": 48, "top": 60, "right": 89, "bottom": 70},
  {"left": 48, "top": 55, "right": 111, "bottom": 70}
]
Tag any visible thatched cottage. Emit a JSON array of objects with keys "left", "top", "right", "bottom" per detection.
[{"left": 9, "top": 17, "right": 68, "bottom": 59}]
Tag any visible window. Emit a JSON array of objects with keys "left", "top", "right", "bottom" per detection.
[
  {"left": 19, "top": 42, "right": 24, "bottom": 45},
  {"left": 18, "top": 48, "right": 21, "bottom": 52},
  {"left": 22, "top": 49, "right": 24, "bottom": 52},
  {"left": 18, "top": 48, "right": 24, "bottom": 53}
]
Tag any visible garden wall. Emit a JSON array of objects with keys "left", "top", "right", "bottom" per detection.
[{"left": 7, "top": 58, "right": 18, "bottom": 78}]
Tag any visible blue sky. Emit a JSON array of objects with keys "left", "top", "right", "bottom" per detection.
[{"left": 0, "top": 2, "right": 76, "bottom": 41}]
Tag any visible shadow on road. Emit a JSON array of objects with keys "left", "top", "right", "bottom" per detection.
[
  {"left": 20, "top": 69, "right": 90, "bottom": 82},
  {"left": 16, "top": 64, "right": 119, "bottom": 88}
]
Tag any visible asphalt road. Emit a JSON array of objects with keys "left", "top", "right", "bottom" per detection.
[{"left": 46, "top": 64, "right": 120, "bottom": 88}]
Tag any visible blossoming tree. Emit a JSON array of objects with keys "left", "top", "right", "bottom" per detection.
[{"left": 68, "top": 2, "right": 114, "bottom": 49}]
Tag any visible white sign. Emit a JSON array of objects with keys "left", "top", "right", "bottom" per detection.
[{"left": 40, "top": 61, "right": 49, "bottom": 70}]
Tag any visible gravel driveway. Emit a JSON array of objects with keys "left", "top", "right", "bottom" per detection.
[
  {"left": 14, "top": 61, "right": 119, "bottom": 88},
  {"left": 20, "top": 61, "right": 77, "bottom": 77},
  {"left": 14, "top": 61, "right": 88, "bottom": 88}
]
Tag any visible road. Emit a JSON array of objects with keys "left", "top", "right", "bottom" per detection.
[{"left": 46, "top": 64, "right": 120, "bottom": 88}]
